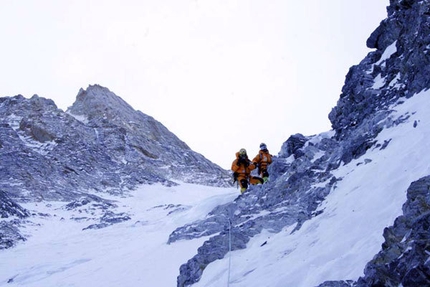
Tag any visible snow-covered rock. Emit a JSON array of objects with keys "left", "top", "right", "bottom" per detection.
[{"left": 0, "top": 85, "right": 231, "bottom": 248}]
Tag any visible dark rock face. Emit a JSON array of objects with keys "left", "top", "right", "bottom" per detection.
[
  {"left": 317, "top": 281, "right": 354, "bottom": 287},
  {"left": 329, "top": 0, "right": 430, "bottom": 141},
  {"left": 0, "top": 191, "right": 29, "bottom": 248},
  {"left": 280, "top": 133, "right": 308, "bottom": 159},
  {"left": 0, "top": 85, "right": 231, "bottom": 248},
  {"left": 172, "top": 0, "right": 430, "bottom": 286},
  {"left": 0, "top": 220, "right": 27, "bottom": 250},
  {"left": 0, "top": 190, "right": 30, "bottom": 219}
]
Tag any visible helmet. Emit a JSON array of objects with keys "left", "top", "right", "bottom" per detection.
[
  {"left": 260, "top": 143, "right": 267, "bottom": 150},
  {"left": 239, "top": 148, "right": 247, "bottom": 155}
]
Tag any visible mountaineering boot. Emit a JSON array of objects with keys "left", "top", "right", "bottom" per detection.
[
  {"left": 240, "top": 187, "right": 247, "bottom": 193},
  {"left": 263, "top": 177, "right": 268, "bottom": 183}
]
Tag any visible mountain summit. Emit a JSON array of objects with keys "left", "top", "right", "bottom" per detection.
[{"left": 67, "top": 84, "right": 231, "bottom": 187}]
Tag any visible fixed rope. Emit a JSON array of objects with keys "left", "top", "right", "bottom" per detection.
[{"left": 227, "top": 217, "right": 232, "bottom": 287}]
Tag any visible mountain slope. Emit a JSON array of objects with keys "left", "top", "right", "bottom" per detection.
[
  {"left": 187, "top": 89, "right": 430, "bottom": 287},
  {"left": 67, "top": 85, "right": 231, "bottom": 187},
  {"left": 1, "top": 0, "right": 430, "bottom": 286},
  {"left": 0, "top": 89, "right": 428, "bottom": 286},
  {"left": 0, "top": 184, "right": 238, "bottom": 286},
  {"left": 0, "top": 85, "right": 231, "bottom": 249},
  {"left": 170, "top": 0, "right": 430, "bottom": 285}
]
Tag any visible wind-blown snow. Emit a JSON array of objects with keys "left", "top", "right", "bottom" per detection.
[
  {"left": 371, "top": 41, "right": 400, "bottom": 90},
  {"left": 375, "top": 40, "right": 397, "bottom": 66},
  {"left": 1, "top": 90, "right": 430, "bottom": 287}
]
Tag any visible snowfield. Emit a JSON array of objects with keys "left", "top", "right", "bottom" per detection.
[{"left": 1, "top": 184, "right": 236, "bottom": 287}]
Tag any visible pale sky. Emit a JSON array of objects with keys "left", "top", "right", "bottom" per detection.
[{"left": 0, "top": 1, "right": 388, "bottom": 170}]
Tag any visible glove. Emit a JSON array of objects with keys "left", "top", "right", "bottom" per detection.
[{"left": 233, "top": 172, "right": 239, "bottom": 180}]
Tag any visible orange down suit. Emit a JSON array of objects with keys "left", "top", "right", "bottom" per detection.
[
  {"left": 231, "top": 152, "right": 263, "bottom": 191},
  {"left": 252, "top": 150, "right": 272, "bottom": 177}
]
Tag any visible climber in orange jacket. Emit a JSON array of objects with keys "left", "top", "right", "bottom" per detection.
[
  {"left": 252, "top": 143, "right": 272, "bottom": 183},
  {"left": 231, "top": 148, "right": 263, "bottom": 193}
]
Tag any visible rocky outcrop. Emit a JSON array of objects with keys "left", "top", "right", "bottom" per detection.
[
  {"left": 329, "top": 0, "right": 430, "bottom": 142},
  {"left": 0, "top": 190, "right": 29, "bottom": 219},
  {"left": 0, "top": 191, "right": 29, "bottom": 249}
]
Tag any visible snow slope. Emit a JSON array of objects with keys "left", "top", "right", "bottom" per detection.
[
  {"left": 194, "top": 90, "right": 430, "bottom": 287},
  {"left": 1, "top": 90, "right": 430, "bottom": 287},
  {"left": 0, "top": 184, "right": 236, "bottom": 286}
]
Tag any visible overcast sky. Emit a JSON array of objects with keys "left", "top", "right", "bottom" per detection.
[{"left": 0, "top": 1, "right": 389, "bottom": 169}]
